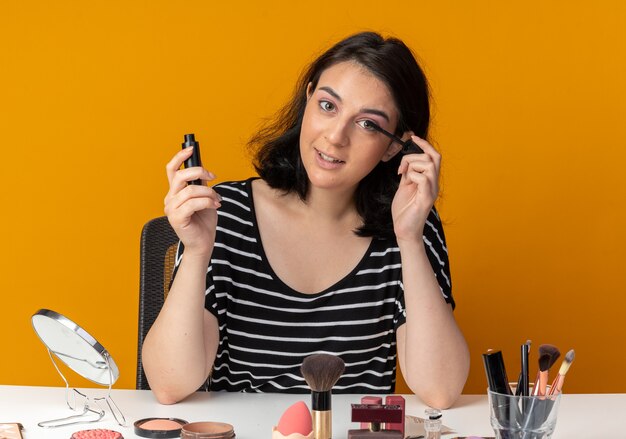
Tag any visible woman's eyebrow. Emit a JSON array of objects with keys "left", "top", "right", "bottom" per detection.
[
  {"left": 319, "top": 86, "right": 342, "bottom": 101},
  {"left": 318, "top": 86, "right": 391, "bottom": 123},
  {"left": 360, "top": 108, "right": 390, "bottom": 123}
]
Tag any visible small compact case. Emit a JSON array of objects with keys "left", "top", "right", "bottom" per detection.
[{"left": 134, "top": 417, "right": 188, "bottom": 438}]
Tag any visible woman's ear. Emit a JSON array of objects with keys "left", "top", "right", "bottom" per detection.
[
  {"left": 381, "top": 130, "right": 414, "bottom": 162},
  {"left": 381, "top": 142, "right": 403, "bottom": 162},
  {"left": 306, "top": 82, "right": 314, "bottom": 100}
]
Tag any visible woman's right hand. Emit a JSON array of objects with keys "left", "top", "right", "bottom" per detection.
[{"left": 164, "top": 146, "right": 221, "bottom": 259}]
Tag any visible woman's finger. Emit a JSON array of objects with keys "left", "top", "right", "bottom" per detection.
[
  {"left": 166, "top": 147, "right": 195, "bottom": 184},
  {"left": 398, "top": 151, "right": 435, "bottom": 176},
  {"left": 408, "top": 135, "right": 441, "bottom": 169},
  {"left": 403, "top": 171, "right": 434, "bottom": 197},
  {"left": 166, "top": 167, "right": 216, "bottom": 204},
  {"left": 167, "top": 197, "right": 217, "bottom": 227},
  {"left": 166, "top": 184, "right": 221, "bottom": 212},
  {"left": 399, "top": 155, "right": 439, "bottom": 196}
]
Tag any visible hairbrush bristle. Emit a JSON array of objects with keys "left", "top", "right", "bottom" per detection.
[
  {"left": 538, "top": 344, "right": 560, "bottom": 371},
  {"left": 301, "top": 353, "right": 345, "bottom": 392}
]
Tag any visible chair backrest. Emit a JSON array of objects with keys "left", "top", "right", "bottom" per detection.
[{"left": 137, "top": 216, "right": 179, "bottom": 390}]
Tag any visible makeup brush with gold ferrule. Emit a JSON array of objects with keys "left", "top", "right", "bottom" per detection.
[
  {"left": 548, "top": 349, "right": 575, "bottom": 396},
  {"left": 301, "top": 354, "right": 345, "bottom": 439}
]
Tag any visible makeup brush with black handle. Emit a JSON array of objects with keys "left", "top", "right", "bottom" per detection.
[{"left": 301, "top": 353, "right": 345, "bottom": 439}]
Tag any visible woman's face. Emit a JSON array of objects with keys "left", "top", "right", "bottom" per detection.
[{"left": 299, "top": 61, "right": 402, "bottom": 193}]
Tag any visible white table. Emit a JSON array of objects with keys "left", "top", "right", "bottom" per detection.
[{"left": 0, "top": 385, "right": 624, "bottom": 438}]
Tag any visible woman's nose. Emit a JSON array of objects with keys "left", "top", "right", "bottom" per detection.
[{"left": 325, "top": 118, "right": 350, "bottom": 147}]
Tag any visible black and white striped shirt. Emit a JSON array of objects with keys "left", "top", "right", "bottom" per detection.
[{"left": 173, "top": 178, "right": 453, "bottom": 393}]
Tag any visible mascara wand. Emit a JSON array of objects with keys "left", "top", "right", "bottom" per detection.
[{"left": 363, "top": 120, "right": 424, "bottom": 154}]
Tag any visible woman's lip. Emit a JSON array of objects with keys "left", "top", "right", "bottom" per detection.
[
  {"left": 314, "top": 148, "right": 345, "bottom": 169},
  {"left": 315, "top": 148, "right": 344, "bottom": 163}
]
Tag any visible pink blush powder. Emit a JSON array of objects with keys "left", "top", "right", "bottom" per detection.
[
  {"left": 140, "top": 419, "right": 183, "bottom": 430},
  {"left": 71, "top": 429, "right": 123, "bottom": 439}
]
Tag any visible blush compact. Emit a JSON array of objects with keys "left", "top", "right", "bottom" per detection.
[
  {"left": 70, "top": 429, "right": 123, "bottom": 439},
  {"left": 134, "top": 418, "right": 188, "bottom": 438}
]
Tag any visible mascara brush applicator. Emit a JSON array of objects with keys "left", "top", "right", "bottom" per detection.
[
  {"left": 362, "top": 120, "right": 424, "bottom": 154},
  {"left": 301, "top": 354, "right": 345, "bottom": 439}
]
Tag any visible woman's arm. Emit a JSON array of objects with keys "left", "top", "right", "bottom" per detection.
[
  {"left": 396, "top": 240, "right": 469, "bottom": 409},
  {"left": 392, "top": 136, "right": 469, "bottom": 408},
  {"left": 141, "top": 146, "right": 222, "bottom": 404},
  {"left": 141, "top": 255, "right": 219, "bottom": 404}
]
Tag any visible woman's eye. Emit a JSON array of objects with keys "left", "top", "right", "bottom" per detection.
[
  {"left": 358, "top": 120, "right": 377, "bottom": 130},
  {"left": 319, "top": 100, "right": 335, "bottom": 112}
]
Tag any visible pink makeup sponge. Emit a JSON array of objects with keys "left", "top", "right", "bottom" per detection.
[{"left": 276, "top": 401, "right": 313, "bottom": 435}]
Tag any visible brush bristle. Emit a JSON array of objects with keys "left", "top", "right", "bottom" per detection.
[
  {"left": 538, "top": 344, "right": 560, "bottom": 371},
  {"left": 301, "top": 354, "right": 345, "bottom": 392},
  {"left": 558, "top": 349, "right": 575, "bottom": 375},
  {"left": 538, "top": 353, "right": 551, "bottom": 372}
]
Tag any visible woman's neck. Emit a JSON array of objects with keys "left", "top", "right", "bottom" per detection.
[{"left": 299, "top": 184, "right": 360, "bottom": 226}]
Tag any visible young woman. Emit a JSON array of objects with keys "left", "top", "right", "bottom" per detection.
[{"left": 142, "top": 31, "right": 469, "bottom": 408}]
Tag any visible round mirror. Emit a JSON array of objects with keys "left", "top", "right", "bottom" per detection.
[{"left": 31, "top": 309, "right": 119, "bottom": 386}]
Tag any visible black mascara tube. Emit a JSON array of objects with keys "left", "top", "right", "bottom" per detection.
[
  {"left": 483, "top": 350, "right": 513, "bottom": 395},
  {"left": 182, "top": 133, "right": 203, "bottom": 185},
  {"left": 483, "top": 350, "right": 517, "bottom": 439}
]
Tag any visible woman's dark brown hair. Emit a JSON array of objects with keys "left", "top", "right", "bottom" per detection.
[{"left": 249, "top": 31, "right": 431, "bottom": 238}]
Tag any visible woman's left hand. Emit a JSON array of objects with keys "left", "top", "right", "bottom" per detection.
[{"left": 391, "top": 135, "right": 441, "bottom": 242}]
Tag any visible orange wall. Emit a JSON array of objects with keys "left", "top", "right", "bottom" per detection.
[{"left": 1, "top": 1, "right": 625, "bottom": 395}]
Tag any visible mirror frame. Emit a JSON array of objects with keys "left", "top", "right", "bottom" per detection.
[{"left": 31, "top": 308, "right": 120, "bottom": 386}]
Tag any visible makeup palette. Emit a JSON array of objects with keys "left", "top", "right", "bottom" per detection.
[{"left": 134, "top": 418, "right": 188, "bottom": 438}]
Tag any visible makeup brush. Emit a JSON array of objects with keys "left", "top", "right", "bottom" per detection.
[
  {"left": 548, "top": 349, "right": 575, "bottom": 396},
  {"left": 533, "top": 344, "right": 560, "bottom": 396},
  {"left": 362, "top": 120, "right": 424, "bottom": 154},
  {"left": 301, "top": 354, "right": 345, "bottom": 439}
]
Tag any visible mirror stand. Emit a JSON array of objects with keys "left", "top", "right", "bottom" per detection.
[{"left": 31, "top": 309, "right": 127, "bottom": 428}]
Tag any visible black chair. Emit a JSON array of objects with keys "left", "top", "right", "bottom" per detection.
[{"left": 136, "top": 216, "right": 179, "bottom": 390}]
